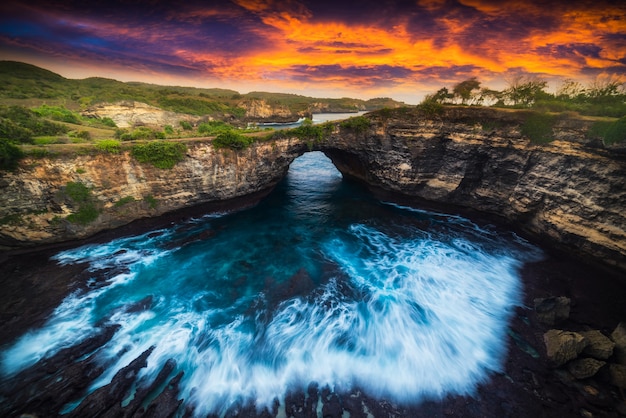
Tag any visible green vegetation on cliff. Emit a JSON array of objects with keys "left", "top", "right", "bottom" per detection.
[
  {"left": 116, "top": 126, "right": 166, "bottom": 141},
  {"left": 114, "top": 196, "right": 136, "bottom": 207},
  {"left": 131, "top": 141, "right": 187, "bottom": 169},
  {"left": 212, "top": 131, "right": 254, "bottom": 150},
  {"left": 62, "top": 181, "right": 100, "bottom": 225},
  {"left": 593, "top": 116, "right": 626, "bottom": 145},
  {"left": 424, "top": 75, "right": 626, "bottom": 118},
  {"left": 0, "top": 138, "right": 24, "bottom": 170},
  {"left": 95, "top": 139, "right": 121, "bottom": 154},
  {"left": 268, "top": 119, "right": 333, "bottom": 144},
  {"left": 521, "top": 112, "right": 557, "bottom": 144},
  {"left": 32, "top": 104, "right": 81, "bottom": 124},
  {"left": 198, "top": 121, "right": 233, "bottom": 136},
  {"left": 0, "top": 105, "right": 69, "bottom": 143},
  {"left": 340, "top": 116, "right": 371, "bottom": 134}
]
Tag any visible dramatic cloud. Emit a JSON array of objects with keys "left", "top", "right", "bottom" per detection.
[{"left": 0, "top": 0, "right": 624, "bottom": 102}]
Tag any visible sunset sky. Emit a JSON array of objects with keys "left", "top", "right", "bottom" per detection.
[{"left": 1, "top": 0, "right": 625, "bottom": 104}]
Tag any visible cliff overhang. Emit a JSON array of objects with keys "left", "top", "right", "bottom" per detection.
[{"left": 2, "top": 107, "right": 625, "bottom": 272}]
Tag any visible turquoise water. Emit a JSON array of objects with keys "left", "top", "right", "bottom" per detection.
[{"left": 1, "top": 152, "right": 542, "bottom": 416}]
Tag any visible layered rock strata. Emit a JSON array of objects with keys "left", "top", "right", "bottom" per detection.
[
  {"left": 1, "top": 107, "right": 625, "bottom": 272},
  {"left": 82, "top": 101, "right": 200, "bottom": 128},
  {"left": 239, "top": 99, "right": 304, "bottom": 122},
  {"left": 319, "top": 108, "right": 626, "bottom": 271},
  {"left": 0, "top": 138, "right": 306, "bottom": 248}
]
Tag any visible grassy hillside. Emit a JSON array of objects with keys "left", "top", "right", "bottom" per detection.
[
  {"left": 0, "top": 61, "right": 410, "bottom": 171},
  {"left": 0, "top": 61, "right": 404, "bottom": 114}
]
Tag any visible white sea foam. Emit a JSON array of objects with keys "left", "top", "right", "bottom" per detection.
[
  {"left": 1, "top": 218, "right": 534, "bottom": 415},
  {"left": 1, "top": 288, "right": 99, "bottom": 375},
  {"left": 1, "top": 237, "right": 169, "bottom": 376},
  {"left": 52, "top": 228, "right": 173, "bottom": 267},
  {"left": 1, "top": 153, "right": 542, "bottom": 416}
]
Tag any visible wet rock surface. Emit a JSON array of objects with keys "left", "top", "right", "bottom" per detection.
[
  {"left": 611, "top": 323, "right": 626, "bottom": 365},
  {"left": 544, "top": 330, "right": 587, "bottom": 367},
  {"left": 1, "top": 239, "right": 626, "bottom": 417},
  {"left": 582, "top": 330, "right": 616, "bottom": 361},
  {"left": 535, "top": 296, "right": 571, "bottom": 326},
  {"left": 568, "top": 358, "right": 607, "bottom": 380}
]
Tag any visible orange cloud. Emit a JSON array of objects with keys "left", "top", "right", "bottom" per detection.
[
  {"left": 1, "top": 0, "right": 624, "bottom": 102},
  {"left": 231, "top": 0, "right": 624, "bottom": 87}
]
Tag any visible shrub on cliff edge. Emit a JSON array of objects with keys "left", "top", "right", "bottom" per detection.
[
  {"left": 340, "top": 116, "right": 371, "bottom": 134},
  {"left": 603, "top": 116, "right": 626, "bottom": 145},
  {"left": 0, "top": 138, "right": 24, "bottom": 171},
  {"left": 269, "top": 120, "right": 333, "bottom": 144},
  {"left": 131, "top": 141, "right": 187, "bottom": 169},
  {"left": 95, "top": 139, "right": 121, "bottom": 154},
  {"left": 521, "top": 112, "right": 556, "bottom": 144},
  {"left": 198, "top": 121, "right": 232, "bottom": 136},
  {"left": 212, "top": 131, "right": 253, "bottom": 150}
]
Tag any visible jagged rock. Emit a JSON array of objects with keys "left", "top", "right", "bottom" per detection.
[
  {"left": 609, "top": 363, "right": 626, "bottom": 389},
  {"left": 0, "top": 325, "right": 119, "bottom": 417},
  {"left": 534, "top": 296, "right": 571, "bottom": 326},
  {"left": 2, "top": 107, "right": 625, "bottom": 274},
  {"left": 123, "top": 295, "right": 154, "bottom": 314},
  {"left": 581, "top": 330, "right": 615, "bottom": 360},
  {"left": 136, "top": 371, "right": 184, "bottom": 418},
  {"left": 120, "top": 358, "right": 177, "bottom": 417},
  {"left": 285, "top": 390, "right": 307, "bottom": 418},
  {"left": 543, "top": 329, "right": 587, "bottom": 367},
  {"left": 305, "top": 382, "right": 320, "bottom": 417},
  {"left": 321, "top": 385, "right": 343, "bottom": 418},
  {"left": 567, "top": 358, "right": 606, "bottom": 379},
  {"left": 611, "top": 322, "right": 626, "bottom": 365},
  {"left": 68, "top": 347, "right": 155, "bottom": 417}
]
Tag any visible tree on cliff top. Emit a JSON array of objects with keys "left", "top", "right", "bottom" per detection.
[
  {"left": 422, "top": 75, "right": 625, "bottom": 117},
  {"left": 503, "top": 75, "right": 549, "bottom": 107},
  {"left": 452, "top": 77, "right": 481, "bottom": 105}
]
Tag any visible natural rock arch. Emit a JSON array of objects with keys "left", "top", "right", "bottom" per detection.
[{"left": 0, "top": 108, "right": 624, "bottom": 273}]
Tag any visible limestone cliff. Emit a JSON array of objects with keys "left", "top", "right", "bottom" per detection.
[
  {"left": 239, "top": 99, "right": 305, "bottom": 122},
  {"left": 82, "top": 101, "right": 200, "bottom": 128},
  {"left": 319, "top": 107, "right": 626, "bottom": 271},
  {"left": 0, "top": 138, "right": 304, "bottom": 248},
  {"left": 1, "top": 107, "right": 625, "bottom": 272}
]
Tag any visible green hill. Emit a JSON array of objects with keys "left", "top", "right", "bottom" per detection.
[
  {"left": 0, "top": 61, "right": 66, "bottom": 81},
  {"left": 0, "top": 61, "right": 405, "bottom": 115}
]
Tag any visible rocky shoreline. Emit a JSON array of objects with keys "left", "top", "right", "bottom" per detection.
[
  {"left": 1, "top": 206, "right": 625, "bottom": 417},
  {"left": 1, "top": 106, "right": 625, "bottom": 416}
]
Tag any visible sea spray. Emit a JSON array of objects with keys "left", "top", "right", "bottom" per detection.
[{"left": 0, "top": 152, "right": 542, "bottom": 416}]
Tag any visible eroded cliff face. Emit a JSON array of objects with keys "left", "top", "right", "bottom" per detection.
[
  {"left": 239, "top": 99, "right": 301, "bottom": 122},
  {"left": 82, "top": 101, "right": 200, "bottom": 128},
  {"left": 320, "top": 108, "right": 626, "bottom": 271},
  {"left": 0, "top": 138, "right": 306, "bottom": 248},
  {"left": 1, "top": 107, "right": 625, "bottom": 272}
]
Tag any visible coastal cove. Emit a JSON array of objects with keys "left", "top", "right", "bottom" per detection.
[
  {"left": 2, "top": 107, "right": 625, "bottom": 271},
  {"left": 1, "top": 152, "right": 626, "bottom": 417},
  {"left": 1, "top": 0, "right": 625, "bottom": 413},
  {"left": 1, "top": 107, "right": 626, "bottom": 417}
]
